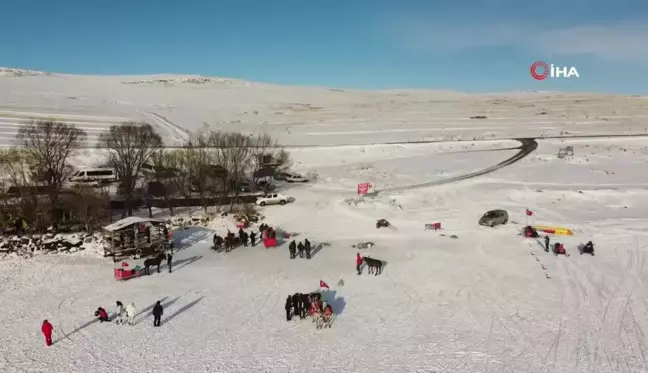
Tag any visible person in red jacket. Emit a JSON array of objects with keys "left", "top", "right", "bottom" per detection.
[
  {"left": 41, "top": 320, "right": 53, "bottom": 347},
  {"left": 356, "top": 253, "right": 363, "bottom": 275},
  {"left": 95, "top": 307, "right": 109, "bottom": 322}
]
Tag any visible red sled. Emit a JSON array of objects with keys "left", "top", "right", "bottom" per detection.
[{"left": 114, "top": 267, "right": 141, "bottom": 281}]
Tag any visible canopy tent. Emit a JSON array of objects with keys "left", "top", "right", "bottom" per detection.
[{"left": 103, "top": 217, "right": 167, "bottom": 232}]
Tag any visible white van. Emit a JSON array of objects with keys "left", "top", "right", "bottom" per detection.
[{"left": 70, "top": 168, "right": 117, "bottom": 183}]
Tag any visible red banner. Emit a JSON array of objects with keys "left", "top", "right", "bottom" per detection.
[{"left": 357, "top": 182, "right": 372, "bottom": 195}]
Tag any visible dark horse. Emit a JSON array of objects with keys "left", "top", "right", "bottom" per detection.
[
  {"left": 143, "top": 253, "right": 166, "bottom": 275},
  {"left": 362, "top": 256, "right": 383, "bottom": 275}
]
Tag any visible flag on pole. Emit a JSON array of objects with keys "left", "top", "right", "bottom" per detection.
[
  {"left": 526, "top": 209, "right": 533, "bottom": 216},
  {"left": 319, "top": 280, "right": 330, "bottom": 289}
]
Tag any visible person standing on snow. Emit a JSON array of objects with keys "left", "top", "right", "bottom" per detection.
[
  {"left": 166, "top": 250, "right": 173, "bottom": 273},
  {"left": 297, "top": 242, "right": 305, "bottom": 258},
  {"left": 242, "top": 231, "right": 249, "bottom": 247},
  {"left": 544, "top": 235, "right": 550, "bottom": 252},
  {"left": 126, "top": 302, "right": 137, "bottom": 325},
  {"left": 285, "top": 295, "right": 293, "bottom": 321},
  {"left": 304, "top": 239, "right": 312, "bottom": 259},
  {"left": 152, "top": 301, "right": 163, "bottom": 327},
  {"left": 249, "top": 231, "right": 256, "bottom": 246},
  {"left": 115, "top": 301, "right": 125, "bottom": 325},
  {"left": 356, "top": 253, "right": 363, "bottom": 275},
  {"left": 41, "top": 319, "right": 54, "bottom": 347},
  {"left": 289, "top": 240, "right": 296, "bottom": 259}
]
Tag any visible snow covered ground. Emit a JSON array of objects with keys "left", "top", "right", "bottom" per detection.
[{"left": 2, "top": 69, "right": 648, "bottom": 372}]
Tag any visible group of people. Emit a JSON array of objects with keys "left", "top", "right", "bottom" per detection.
[
  {"left": 543, "top": 235, "right": 595, "bottom": 256},
  {"left": 284, "top": 292, "right": 327, "bottom": 319},
  {"left": 288, "top": 239, "right": 312, "bottom": 259},
  {"left": 41, "top": 300, "right": 166, "bottom": 346},
  {"left": 212, "top": 227, "right": 259, "bottom": 252}
]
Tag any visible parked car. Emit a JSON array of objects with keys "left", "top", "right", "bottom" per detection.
[
  {"left": 478, "top": 209, "right": 509, "bottom": 227},
  {"left": 285, "top": 174, "right": 309, "bottom": 183},
  {"left": 255, "top": 193, "right": 289, "bottom": 206}
]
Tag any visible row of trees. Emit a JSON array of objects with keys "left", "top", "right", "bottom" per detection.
[{"left": 0, "top": 119, "right": 291, "bottom": 231}]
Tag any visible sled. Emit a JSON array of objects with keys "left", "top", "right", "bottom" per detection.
[
  {"left": 534, "top": 225, "right": 574, "bottom": 236},
  {"left": 263, "top": 238, "right": 277, "bottom": 248},
  {"left": 114, "top": 267, "right": 142, "bottom": 281}
]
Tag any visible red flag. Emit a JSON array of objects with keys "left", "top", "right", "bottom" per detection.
[
  {"left": 319, "top": 280, "right": 329, "bottom": 289},
  {"left": 526, "top": 209, "right": 533, "bottom": 216},
  {"left": 121, "top": 262, "right": 129, "bottom": 267}
]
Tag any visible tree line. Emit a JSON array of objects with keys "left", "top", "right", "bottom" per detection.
[{"left": 0, "top": 120, "right": 291, "bottom": 232}]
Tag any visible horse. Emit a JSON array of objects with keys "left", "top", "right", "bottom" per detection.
[
  {"left": 143, "top": 253, "right": 166, "bottom": 275},
  {"left": 362, "top": 256, "right": 383, "bottom": 275}
]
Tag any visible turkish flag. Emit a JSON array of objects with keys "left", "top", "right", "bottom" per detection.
[
  {"left": 526, "top": 209, "right": 533, "bottom": 216},
  {"left": 319, "top": 280, "right": 329, "bottom": 289}
]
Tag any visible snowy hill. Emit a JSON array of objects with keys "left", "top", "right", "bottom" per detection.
[{"left": 1, "top": 67, "right": 647, "bottom": 147}]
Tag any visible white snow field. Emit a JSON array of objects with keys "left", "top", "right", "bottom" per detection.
[{"left": 2, "top": 69, "right": 648, "bottom": 372}]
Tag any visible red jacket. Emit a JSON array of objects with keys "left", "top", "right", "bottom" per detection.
[
  {"left": 356, "top": 254, "right": 362, "bottom": 266},
  {"left": 42, "top": 321, "right": 53, "bottom": 335},
  {"left": 98, "top": 308, "right": 108, "bottom": 319}
]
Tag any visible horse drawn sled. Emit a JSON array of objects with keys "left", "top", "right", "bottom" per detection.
[
  {"left": 102, "top": 217, "right": 172, "bottom": 263},
  {"left": 305, "top": 292, "right": 335, "bottom": 329}
]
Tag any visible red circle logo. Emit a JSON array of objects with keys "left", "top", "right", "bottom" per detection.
[{"left": 530, "top": 61, "right": 549, "bottom": 80}]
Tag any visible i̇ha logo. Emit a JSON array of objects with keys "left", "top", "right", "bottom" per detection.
[{"left": 530, "top": 61, "right": 580, "bottom": 80}]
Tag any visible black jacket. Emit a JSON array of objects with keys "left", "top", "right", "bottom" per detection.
[
  {"left": 153, "top": 303, "right": 163, "bottom": 317},
  {"left": 285, "top": 296, "right": 292, "bottom": 310},
  {"left": 304, "top": 240, "right": 311, "bottom": 250}
]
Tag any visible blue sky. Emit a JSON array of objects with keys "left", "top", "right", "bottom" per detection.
[{"left": 2, "top": 0, "right": 648, "bottom": 93}]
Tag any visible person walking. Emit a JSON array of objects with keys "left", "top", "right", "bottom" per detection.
[
  {"left": 166, "top": 250, "right": 173, "bottom": 273},
  {"left": 41, "top": 320, "right": 54, "bottom": 347},
  {"left": 152, "top": 301, "right": 163, "bottom": 327},
  {"left": 544, "top": 235, "right": 550, "bottom": 252}
]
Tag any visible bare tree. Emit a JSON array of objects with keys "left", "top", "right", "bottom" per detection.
[
  {"left": 16, "top": 120, "right": 86, "bottom": 218},
  {"left": 0, "top": 148, "right": 41, "bottom": 226},
  {"left": 147, "top": 150, "right": 187, "bottom": 216},
  {"left": 98, "top": 122, "right": 162, "bottom": 217},
  {"left": 70, "top": 184, "right": 109, "bottom": 233},
  {"left": 184, "top": 133, "right": 218, "bottom": 213},
  {"left": 249, "top": 133, "right": 292, "bottom": 175}
]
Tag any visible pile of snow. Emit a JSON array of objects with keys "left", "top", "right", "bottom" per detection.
[
  {"left": 121, "top": 76, "right": 250, "bottom": 86},
  {"left": 0, "top": 67, "right": 51, "bottom": 77}
]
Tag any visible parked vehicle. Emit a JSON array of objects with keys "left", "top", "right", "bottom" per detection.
[
  {"left": 286, "top": 174, "right": 309, "bottom": 183},
  {"left": 274, "top": 172, "right": 308, "bottom": 183},
  {"left": 70, "top": 168, "right": 117, "bottom": 183},
  {"left": 478, "top": 209, "right": 509, "bottom": 227},
  {"left": 255, "top": 193, "right": 289, "bottom": 206}
]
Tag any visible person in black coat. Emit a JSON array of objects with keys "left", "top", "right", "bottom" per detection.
[
  {"left": 544, "top": 235, "right": 550, "bottom": 252},
  {"left": 292, "top": 293, "right": 301, "bottom": 317},
  {"left": 152, "top": 301, "right": 163, "bottom": 327},
  {"left": 284, "top": 295, "right": 293, "bottom": 321},
  {"left": 297, "top": 242, "right": 305, "bottom": 258},
  {"left": 289, "top": 240, "right": 296, "bottom": 259},
  {"left": 304, "top": 239, "right": 312, "bottom": 259},
  {"left": 249, "top": 231, "right": 257, "bottom": 246},
  {"left": 238, "top": 228, "right": 245, "bottom": 241},
  {"left": 242, "top": 231, "right": 249, "bottom": 247}
]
